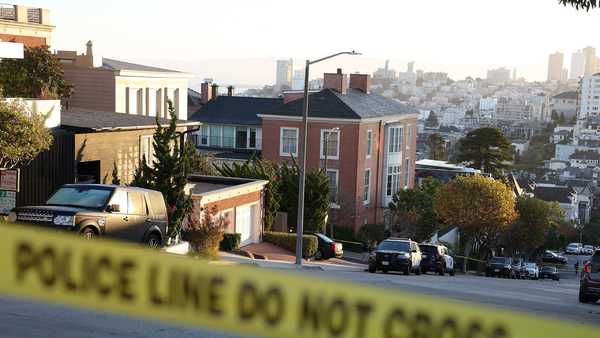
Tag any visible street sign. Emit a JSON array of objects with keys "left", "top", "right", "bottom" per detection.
[
  {"left": 0, "top": 190, "right": 16, "bottom": 215},
  {"left": 0, "top": 169, "right": 19, "bottom": 192}
]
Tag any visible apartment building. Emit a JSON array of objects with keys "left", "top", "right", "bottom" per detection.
[
  {"left": 550, "top": 91, "right": 578, "bottom": 119},
  {"left": 0, "top": 3, "right": 52, "bottom": 47},
  {"left": 56, "top": 42, "right": 193, "bottom": 120},
  {"left": 580, "top": 73, "right": 600, "bottom": 119},
  {"left": 495, "top": 97, "right": 531, "bottom": 121},
  {"left": 259, "top": 69, "right": 419, "bottom": 230}
]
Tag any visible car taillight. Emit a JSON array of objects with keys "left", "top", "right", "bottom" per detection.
[
  {"left": 583, "top": 262, "right": 591, "bottom": 274},
  {"left": 331, "top": 243, "right": 336, "bottom": 252}
]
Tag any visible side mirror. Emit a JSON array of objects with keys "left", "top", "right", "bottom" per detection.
[{"left": 108, "top": 204, "right": 120, "bottom": 212}]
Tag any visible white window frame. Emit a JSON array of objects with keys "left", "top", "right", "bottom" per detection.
[
  {"left": 386, "top": 165, "right": 401, "bottom": 197},
  {"left": 326, "top": 168, "right": 340, "bottom": 208},
  {"left": 388, "top": 126, "right": 403, "bottom": 153},
  {"left": 320, "top": 129, "right": 340, "bottom": 160},
  {"left": 199, "top": 125, "right": 209, "bottom": 146},
  {"left": 366, "top": 129, "right": 373, "bottom": 159},
  {"left": 140, "top": 134, "right": 155, "bottom": 167},
  {"left": 280, "top": 127, "right": 299, "bottom": 157},
  {"left": 363, "top": 168, "right": 371, "bottom": 205}
]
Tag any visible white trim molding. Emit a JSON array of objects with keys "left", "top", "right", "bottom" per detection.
[{"left": 279, "top": 127, "right": 299, "bottom": 157}]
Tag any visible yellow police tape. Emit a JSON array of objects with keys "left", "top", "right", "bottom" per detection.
[{"left": 0, "top": 223, "right": 596, "bottom": 338}]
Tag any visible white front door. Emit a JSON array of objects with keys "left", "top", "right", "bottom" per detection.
[{"left": 236, "top": 205, "right": 252, "bottom": 246}]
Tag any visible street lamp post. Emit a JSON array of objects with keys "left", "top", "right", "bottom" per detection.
[{"left": 295, "top": 51, "right": 360, "bottom": 266}]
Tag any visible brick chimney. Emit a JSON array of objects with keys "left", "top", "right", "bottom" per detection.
[
  {"left": 211, "top": 83, "right": 219, "bottom": 100},
  {"left": 200, "top": 79, "right": 213, "bottom": 104},
  {"left": 227, "top": 85, "right": 235, "bottom": 96},
  {"left": 323, "top": 68, "right": 348, "bottom": 94},
  {"left": 349, "top": 73, "right": 371, "bottom": 93}
]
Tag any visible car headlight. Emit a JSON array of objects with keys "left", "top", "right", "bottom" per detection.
[
  {"left": 504, "top": 265, "right": 511, "bottom": 269},
  {"left": 53, "top": 215, "right": 75, "bottom": 226}
]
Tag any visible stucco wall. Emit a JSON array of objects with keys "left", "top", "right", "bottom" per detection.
[{"left": 62, "top": 67, "right": 116, "bottom": 112}]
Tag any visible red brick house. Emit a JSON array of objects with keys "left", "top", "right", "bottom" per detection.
[{"left": 259, "top": 70, "right": 418, "bottom": 231}]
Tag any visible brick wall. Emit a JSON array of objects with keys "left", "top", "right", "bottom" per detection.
[{"left": 0, "top": 33, "right": 46, "bottom": 47}]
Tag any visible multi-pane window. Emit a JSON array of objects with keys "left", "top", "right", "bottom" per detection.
[
  {"left": 388, "top": 127, "right": 403, "bottom": 153},
  {"left": 223, "top": 126, "right": 234, "bottom": 148},
  {"left": 249, "top": 128, "right": 257, "bottom": 149},
  {"left": 140, "top": 135, "right": 155, "bottom": 167},
  {"left": 386, "top": 165, "right": 401, "bottom": 196},
  {"left": 326, "top": 169, "right": 339, "bottom": 204},
  {"left": 280, "top": 128, "right": 298, "bottom": 156},
  {"left": 321, "top": 129, "right": 340, "bottom": 159},
  {"left": 210, "top": 125, "right": 222, "bottom": 147},
  {"left": 366, "top": 130, "right": 373, "bottom": 158},
  {"left": 199, "top": 125, "right": 209, "bottom": 146},
  {"left": 363, "top": 169, "right": 371, "bottom": 204}
]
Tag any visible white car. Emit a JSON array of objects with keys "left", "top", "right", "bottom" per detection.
[
  {"left": 523, "top": 262, "right": 539, "bottom": 279},
  {"left": 566, "top": 243, "right": 583, "bottom": 255},
  {"left": 582, "top": 245, "right": 595, "bottom": 255}
]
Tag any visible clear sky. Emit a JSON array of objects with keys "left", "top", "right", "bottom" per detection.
[{"left": 19, "top": 0, "right": 600, "bottom": 87}]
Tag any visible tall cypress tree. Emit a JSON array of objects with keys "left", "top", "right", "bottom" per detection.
[{"left": 130, "top": 102, "right": 192, "bottom": 242}]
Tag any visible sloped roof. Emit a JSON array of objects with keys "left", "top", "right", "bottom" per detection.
[
  {"left": 189, "top": 96, "right": 283, "bottom": 125},
  {"left": 569, "top": 150, "right": 600, "bottom": 160},
  {"left": 101, "top": 58, "right": 183, "bottom": 73},
  {"left": 61, "top": 108, "right": 198, "bottom": 132},
  {"left": 533, "top": 185, "right": 575, "bottom": 204},
  {"left": 552, "top": 91, "right": 578, "bottom": 100},
  {"left": 262, "top": 88, "right": 415, "bottom": 120}
]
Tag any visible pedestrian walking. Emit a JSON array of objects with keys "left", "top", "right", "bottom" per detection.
[{"left": 575, "top": 261, "right": 579, "bottom": 276}]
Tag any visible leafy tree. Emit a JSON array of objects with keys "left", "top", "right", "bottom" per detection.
[
  {"left": 0, "top": 46, "right": 73, "bottom": 99},
  {"left": 130, "top": 102, "right": 192, "bottom": 242},
  {"left": 389, "top": 177, "right": 444, "bottom": 242},
  {"left": 0, "top": 100, "right": 52, "bottom": 168},
  {"left": 559, "top": 0, "right": 598, "bottom": 11},
  {"left": 216, "top": 156, "right": 281, "bottom": 231},
  {"left": 508, "top": 197, "right": 563, "bottom": 256},
  {"left": 454, "top": 127, "right": 513, "bottom": 177},
  {"left": 186, "top": 141, "right": 216, "bottom": 175},
  {"left": 183, "top": 206, "right": 225, "bottom": 260},
  {"left": 426, "top": 133, "right": 446, "bottom": 160},
  {"left": 111, "top": 162, "right": 121, "bottom": 185},
  {"left": 425, "top": 111, "right": 439, "bottom": 128},
  {"left": 434, "top": 175, "right": 517, "bottom": 259}
]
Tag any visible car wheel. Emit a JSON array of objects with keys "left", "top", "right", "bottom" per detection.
[
  {"left": 146, "top": 232, "right": 161, "bottom": 249},
  {"left": 449, "top": 269, "right": 455, "bottom": 276},
  {"left": 382, "top": 269, "right": 389, "bottom": 274},
  {"left": 579, "top": 291, "right": 589, "bottom": 303},
  {"left": 314, "top": 250, "right": 323, "bottom": 261},
  {"left": 81, "top": 227, "right": 96, "bottom": 240},
  {"left": 368, "top": 265, "right": 376, "bottom": 273}
]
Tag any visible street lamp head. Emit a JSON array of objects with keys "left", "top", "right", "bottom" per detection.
[{"left": 348, "top": 50, "right": 362, "bottom": 56}]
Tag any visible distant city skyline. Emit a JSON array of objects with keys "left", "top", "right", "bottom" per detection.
[{"left": 16, "top": 0, "right": 600, "bottom": 87}]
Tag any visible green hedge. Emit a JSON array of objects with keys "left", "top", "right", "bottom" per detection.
[
  {"left": 264, "top": 231, "right": 318, "bottom": 258},
  {"left": 331, "top": 225, "right": 357, "bottom": 242},
  {"left": 219, "top": 233, "right": 241, "bottom": 251}
]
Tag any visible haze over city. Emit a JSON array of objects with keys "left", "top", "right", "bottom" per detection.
[{"left": 18, "top": 0, "right": 600, "bottom": 87}]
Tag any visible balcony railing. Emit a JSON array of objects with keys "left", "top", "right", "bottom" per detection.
[
  {"left": 193, "top": 135, "right": 262, "bottom": 151},
  {"left": 0, "top": 4, "right": 16, "bottom": 21},
  {"left": 27, "top": 7, "right": 40, "bottom": 23}
]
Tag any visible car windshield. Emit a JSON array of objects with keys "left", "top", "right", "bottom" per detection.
[
  {"left": 315, "top": 233, "right": 333, "bottom": 243},
  {"left": 378, "top": 241, "right": 410, "bottom": 252},
  {"left": 490, "top": 257, "right": 508, "bottom": 264},
  {"left": 584, "top": 245, "right": 594, "bottom": 249},
  {"left": 47, "top": 187, "right": 113, "bottom": 209},
  {"left": 542, "top": 267, "right": 556, "bottom": 272},
  {"left": 419, "top": 245, "right": 438, "bottom": 255},
  {"left": 524, "top": 263, "right": 537, "bottom": 268}
]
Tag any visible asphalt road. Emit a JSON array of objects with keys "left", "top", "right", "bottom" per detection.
[{"left": 1, "top": 262, "right": 599, "bottom": 337}]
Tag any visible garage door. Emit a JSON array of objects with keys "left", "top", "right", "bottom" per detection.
[{"left": 236, "top": 205, "right": 253, "bottom": 246}]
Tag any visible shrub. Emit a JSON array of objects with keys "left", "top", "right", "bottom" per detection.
[
  {"left": 332, "top": 225, "right": 356, "bottom": 241},
  {"left": 357, "top": 224, "right": 387, "bottom": 245},
  {"left": 219, "top": 233, "right": 241, "bottom": 251},
  {"left": 183, "top": 208, "right": 225, "bottom": 260},
  {"left": 264, "top": 231, "right": 318, "bottom": 258}
]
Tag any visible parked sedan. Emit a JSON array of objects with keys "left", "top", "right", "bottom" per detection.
[
  {"left": 486, "top": 257, "right": 514, "bottom": 278},
  {"left": 539, "top": 266, "right": 560, "bottom": 281},
  {"left": 540, "top": 251, "right": 568, "bottom": 265},
  {"left": 522, "top": 262, "right": 539, "bottom": 279},
  {"left": 582, "top": 245, "right": 595, "bottom": 255},
  {"left": 311, "top": 233, "right": 343, "bottom": 260}
]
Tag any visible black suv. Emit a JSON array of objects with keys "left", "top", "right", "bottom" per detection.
[
  {"left": 418, "top": 243, "right": 455, "bottom": 276},
  {"left": 579, "top": 249, "right": 600, "bottom": 303},
  {"left": 9, "top": 184, "right": 168, "bottom": 247},
  {"left": 486, "top": 257, "right": 514, "bottom": 278},
  {"left": 368, "top": 238, "right": 422, "bottom": 275}
]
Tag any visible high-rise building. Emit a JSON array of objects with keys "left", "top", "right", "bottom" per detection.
[
  {"left": 547, "top": 52, "right": 564, "bottom": 82},
  {"left": 275, "top": 59, "right": 293, "bottom": 89},
  {"left": 486, "top": 67, "right": 511, "bottom": 83},
  {"left": 291, "top": 69, "right": 304, "bottom": 90},
  {"left": 583, "top": 46, "right": 596, "bottom": 76},
  {"left": 512, "top": 68, "right": 517, "bottom": 81},
  {"left": 407, "top": 61, "right": 414, "bottom": 73},
  {"left": 571, "top": 50, "right": 585, "bottom": 79},
  {"left": 580, "top": 73, "right": 600, "bottom": 119}
]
